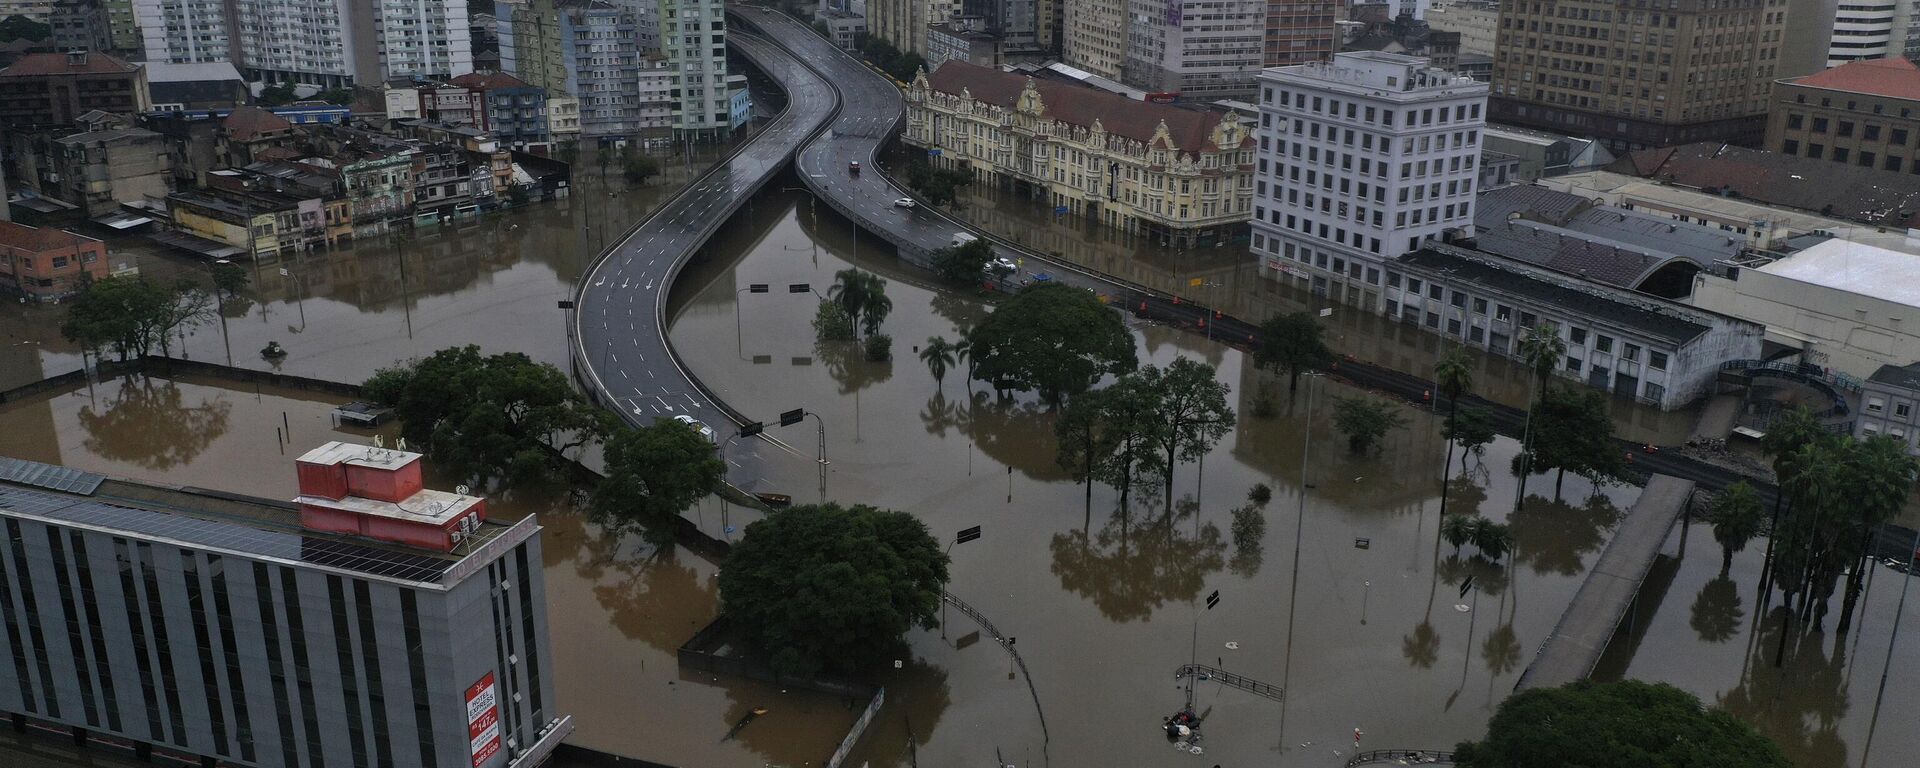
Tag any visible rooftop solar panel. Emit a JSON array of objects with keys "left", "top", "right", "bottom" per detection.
[
  {"left": 0, "top": 485, "right": 487, "bottom": 586},
  {"left": 0, "top": 457, "right": 105, "bottom": 496}
]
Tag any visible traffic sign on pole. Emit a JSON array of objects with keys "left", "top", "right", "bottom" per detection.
[
  {"left": 1205, "top": 590, "right": 1220, "bottom": 610},
  {"left": 956, "top": 525, "right": 982, "bottom": 544}
]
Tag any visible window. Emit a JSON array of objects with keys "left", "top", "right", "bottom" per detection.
[
  {"left": 1868, "top": 396, "right": 1886, "bottom": 413},
  {"left": 1447, "top": 318, "right": 1462, "bottom": 334},
  {"left": 1787, "top": 113, "right": 1803, "bottom": 130},
  {"left": 1648, "top": 350, "right": 1667, "bottom": 370},
  {"left": 1595, "top": 335, "right": 1613, "bottom": 353},
  {"left": 1784, "top": 139, "right": 1799, "bottom": 155},
  {"left": 1408, "top": 278, "right": 1423, "bottom": 294},
  {"left": 1387, "top": 271, "right": 1401, "bottom": 288},
  {"left": 1495, "top": 304, "right": 1511, "bottom": 322},
  {"left": 1450, "top": 292, "right": 1466, "bottom": 308},
  {"left": 1426, "top": 311, "right": 1440, "bottom": 328},
  {"left": 1835, "top": 147, "right": 1851, "bottom": 163},
  {"left": 1622, "top": 343, "right": 1640, "bottom": 361},
  {"left": 1896, "top": 129, "right": 1911, "bottom": 146},
  {"left": 1566, "top": 356, "right": 1582, "bottom": 372},
  {"left": 1470, "top": 326, "right": 1485, "bottom": 343},
  {"left": 1898, "top": 402, "right": 1913, "bottom": 419},
  {"left": 1812, "top": 117, "right": 1829, "bottom": 133},
  {"left": 1569, "top": 327, "right": 1588, "bottom": 344},
  {"left": 1472, "top": 298, "right": 1488, "bottom": 314},
  {"left": 1644, "top": 382, "right": 1665, "bottom": 402},
  {"left": 1839, "top": 121, "right": 1855, "bottom": 137},
  {"left": 1429, "top": 284, "right": 1443, "bottom": 300},
  {"left": 1519, "top": 312, "right": 1537, "bottom": 328}
]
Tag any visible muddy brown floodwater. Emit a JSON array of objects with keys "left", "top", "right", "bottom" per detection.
[
  {"left": 667, "top": 188, "right": 1920, "bottom": 768},
  {"left": 0, "top": 142, "right": 743, "bottom": 392}
]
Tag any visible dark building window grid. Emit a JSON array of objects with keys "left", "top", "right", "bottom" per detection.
[
  {"left": 253, "top": 563, "right": 301, "bottom": 768},
  {"left": 352, "top": 580, "right": 394, "bottom": 767},
  {"left": 516, "top": 545, "right": 544, "bottom": 725},
  {"left": 326, "top": 575, "right": 370, "bottom": 765},
  {"left": 44, "top": 528, "right": 100, "bottom": 727},
  {"left": 179, "top": 550, "right": 229, "bottom": 756},
  {"left": 400, "top": 590, "right": 438, "bottom": 768},
  {"left": 113, "top": 538, "right": 162, "bottom": 739},
  {"left": 67, "top": 533, "right": 121, "bottom": 733},
  {"left": 279, "top": 569, "right": 325, "bottom": 768},
  {"left": 0, "top": 521, "right": 41, "bottom": 716},
  {"left": 209, "top": 555, "right": 254, "bottom": 762},
  {"left": 135, "top": 541, "right": 188, "bottom": 745},
  {"left": 12, "top": 519, "right": 60, "bottom": 720}
]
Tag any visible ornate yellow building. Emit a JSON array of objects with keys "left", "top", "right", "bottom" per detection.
[{"left": 905, "top": 61, "right": 1255, "bottom": 245}]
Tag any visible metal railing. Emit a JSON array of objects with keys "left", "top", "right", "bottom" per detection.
[
  {"left": 1343, "top": 749, "right": 1456, "bottom": 767},
  {"left": 941, "top": 590, "right": 1050, "bottom": 745},
  {"left": 1173, "top": 664, "right": 1284, "bottom": 702}
]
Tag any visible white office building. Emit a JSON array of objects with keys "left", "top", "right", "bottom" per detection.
[
  {"left": 1119, "top": 0, "right": 1265, "bottom": 98},
  {"left": 131, "top": 0, "right": 472, "bottom": 87},
  {"left": 661, "top": 0, "right": 730, "bottom": 140},
  {"left": 1251, "top": 50, "right": 1487, "bottom": 311}
]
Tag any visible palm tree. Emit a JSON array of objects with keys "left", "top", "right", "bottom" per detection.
[
  {"left": 1470, "top": 518, "right": 1514, "bottom": 563},
  {"left": 1709, "top": 481, "right": 1764, "bottom": 577},
  {"left": 828, "top": 268, "right": 889, "bottom": 338},
  {"left": 1836, "top": 434, "right": 1917, "bottom": 633},
  {"left": 1441, "top": 513, "right": 1475, "bottom": 554},
  {"left": 1513, "top": 322, "right": 1567, "bottom": 512},
  {"left": 919, "top": 336, "right": 955, "bottom": 393},
  {"left": 1434, "top": 347, "right": 1474, "bottom": 522},
  {"left": 1756, "top": 407, "right": 1822, "bottom": 598}
]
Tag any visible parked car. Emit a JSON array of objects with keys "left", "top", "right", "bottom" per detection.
[
  {"left": 849, "top": 160, "right": 860, "bottom": 174},
  {"left": 673, "top": 414, "right": 717, "bottom": 445},
  {"left": 893, "top": 197, "right": 916, "bottom": 208}
]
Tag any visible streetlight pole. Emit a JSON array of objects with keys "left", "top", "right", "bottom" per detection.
[
  {"left": 1278, "top": 371, "right": 1320, "bottom": 753},
  {"left": 735, "top": 283, "right": 769, "bottom": 357}
]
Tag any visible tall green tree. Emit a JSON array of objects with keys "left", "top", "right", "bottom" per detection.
[
  {"left": 1055, "top": 388, "right": 1117, "bottom": 523},
  {"left": 718, "top": 503, "right": 949, "bottom": 677},
  {"left": 1756, "top": 406, "right": 1823, "bottom": 596},
  {"left": 967, "top": 282, "right": 1136, "bottom": 406},
  {"left": 1253, "top": 311, "right": 1333, "bottom": 393},
  {"left": 1836, "top": 433, "right": 1917, "bottom": 632},
  {"left": 1709, "top": 481, "right": 1765, "bottom": 577},
  {"left": 1513, "top": 322, "right": 1568, "bottom": 510},
  {"left": 828, "top": 268, "right": 891, "bottom": 338},
  {"left": 1469, "top": 518, "right": 1514, "bottom": 563},
  {"left": 362, "top": 346, "right": 608, "bottom": 487},
  {"left": 60, "top": 275, "right": 212, "bottom": 361},
  {"left": 591, "top": 419, "right": 726, "bottom": 545},
  {"left": 620, "top": 144, "right": 659, "bottom": 184},
  {"left": 1455, "top": 680, "right": 1791, "bottom": 768},
  {"left": 1518, "top": 386, "right": 1628, "bottom": 497},
  {"left": 1138, "top": 358, "right": 1235, "bottom": 504},
  {"left": 1434, "top": 347, "right": 1475, "bottom": 519},
  {"left": 1443, "top": 407, "right": 1496, "bottom": 469},
  {"left": 1332, "top": 395, "right": 1409, "bottom": 454},
  {"left": 919, "top": 335, "right": 956, "bottom": 392},
  {"left": 1441, "top": 513, "right": 1475, "bottom": 553},
  {"left": 1092, "top": 374, "right": 1165, "bottom": 509},
  {"left": 929, "top": 237, "right": 995, "bottom": 284}
]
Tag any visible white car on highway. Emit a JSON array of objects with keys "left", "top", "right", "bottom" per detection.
[
  {"left": 673, "top": 414, "right": 717, "bottom": 445},
  {"left": 893, "top": 198, "right": 916, "bottom": 208}
]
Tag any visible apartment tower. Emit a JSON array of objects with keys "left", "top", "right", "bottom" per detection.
[{"left": 1489, "top": 0, "right": 1788, "bottom": 151}]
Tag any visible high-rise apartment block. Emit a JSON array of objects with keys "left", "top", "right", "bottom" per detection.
[
  {"left": 129, "top": 0, "right": 473, "bottom": 87},
  {"left": 0, "top": 442, "right": 570, "bottom": 768},
  {"left": 1121, "top": 0, "right": 1266, "bottom": 98},
  {"left": 1062, "top": 0, "right": 1128, "bottom": 77},
  {"left": 661, "top": 0, "right": 730, "bottom": 139},
  {"left": 1265, "top": 0, "right": 1337, "bottom": 68},
  {"left": 1489, "top": 0, "right": 1787, "bottom": 151},
  {"left": 1252, "top": 51, "right": 1487, "bottom": 310},
  {"left": 498, "top": 0, "right": 572, "bottom": 97}
]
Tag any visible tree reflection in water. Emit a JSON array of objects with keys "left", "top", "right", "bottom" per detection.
[
  {"left": 78, "top": 376, "right": 232, "bottom": 470},
  {"left": 1402, "top": 622, "right": 1440, "bottom": 669},
  {"left": 928, "top": 393, "right": 1072, "bottom": 482},
  {"left": 1508, "top": 491, "right": 1622, "bottom": 576},
  {"left": 1049, "top": 499, "right": 1226, "bottom": 622},
  {"left": 1690, "top": 575, "right": 1744, "bottom": 643},
  {"left": 830, "top": 657, "right": 954, "bottom": 767},
  {"left": 541, "top": 496, "right": 718, "bottom": 654},
  {"left": 1717, "top": 605, "right": 1851, "bottom": 768}
]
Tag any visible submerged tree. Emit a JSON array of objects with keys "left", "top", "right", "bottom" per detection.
[
  {"left": 1253, "top": 311, "right": 1333, "bottom": 393},
  {"left": 1332, "top": 395, "right": 1409, "bottom": 454}
]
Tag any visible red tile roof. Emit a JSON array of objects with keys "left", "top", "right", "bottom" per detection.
[
  {"left": 450, "top": 72, "right": 533, "bottom": 90},
  {"left": 0, "top": 51, "right": 139, "bottom": 78},
  {"left": 924, "top": 61, "right": 1248, "bottom": 153},
  {"left": 1787, "top": 57, "right": 1920, "bottom": 101},
  {"left": 222, "top": 106, "right": 293, "bottom": 141},
  {"left": 0, "top": 220, "right": 98, "bottom": 251}
]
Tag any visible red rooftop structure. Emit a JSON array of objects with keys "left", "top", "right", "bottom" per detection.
[{"left": 293, "top": 440, "right": 486, "bottom": 552}]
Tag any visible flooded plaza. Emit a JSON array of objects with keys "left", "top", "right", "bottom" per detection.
[{"left": 0, "top": 155, "right": 1915, "bottom": 767}]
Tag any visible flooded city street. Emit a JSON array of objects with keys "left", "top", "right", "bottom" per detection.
[
  {"left": 0, "top": 151, "right": 1917, "bottom": 767},
  {"left": 668, "top": 189, "right": 1920, "bottom": 767}
]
